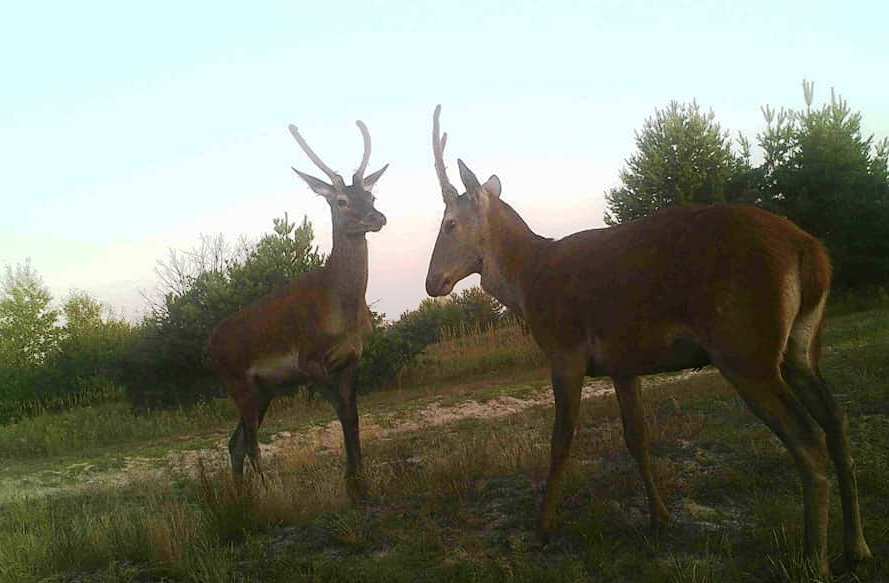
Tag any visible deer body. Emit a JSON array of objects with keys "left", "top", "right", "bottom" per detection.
[
  {"left": 425, "top": 106, "right": 870, "bottom": 576},
  {"left": 208, "top": 120, "right": 387, "bottom": 499},
  {"left": 211, "top": 245, "right": 373, "bottom": 390},
  {"left": 511, "top": 205, "right": 812, "bottom": 376}
]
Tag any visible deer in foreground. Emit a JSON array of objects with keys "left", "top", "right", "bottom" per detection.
[
  {"left": 208, "top": 120, "right": 387, "bottom": 500},
  {"left": 425, "top": 106, "right": 870, "bottom": 575}
]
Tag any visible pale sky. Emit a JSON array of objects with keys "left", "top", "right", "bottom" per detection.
[{"left": 2, "top": 0, "right": 887, "bottom": 320}]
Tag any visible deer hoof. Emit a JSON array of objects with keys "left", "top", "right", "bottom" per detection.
[
  {"left": 651, "top": 502, "right": 671, "bottom": 532},
  {"left": 346, "top": 475, "right": 368, "bottom": 504}
]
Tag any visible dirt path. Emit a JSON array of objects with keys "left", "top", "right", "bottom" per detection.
[
  {"left": 161, "top": 378, "right": 617, "bottom": 480},
  {"left": 5, "top": 370, "right": 706, "bottom": 500}
]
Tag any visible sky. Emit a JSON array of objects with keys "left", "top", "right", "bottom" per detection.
[{"left": 2, "top": 0, "right": 887, "bottom": 321}]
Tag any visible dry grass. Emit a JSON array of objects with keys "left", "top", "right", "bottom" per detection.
[
  {"left": 0, "top": 307, "right": 887, "bottom": 581},
  {"left": 397, "top": 321, "right": 547, "bottom": 388}
]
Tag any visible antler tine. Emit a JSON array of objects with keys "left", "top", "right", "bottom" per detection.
[
  {"left": 433, "top": 105, "right": 459, "bottom": 202},
  {"left": 288, "top": 124, "right": 345, "bottom": 189},
  {"left": 353, "top": 120, "right": 372, "bottom": 185}
]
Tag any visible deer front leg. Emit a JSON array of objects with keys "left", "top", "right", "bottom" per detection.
[
  {"left": 332, "top": 362, "right": 367, "bottom": 503},
  {"left": 538, "top": 350, "right": 585, "bottom": 541},
  {"left": 613, "top": 375, "right": 670, "bottom": 530}
]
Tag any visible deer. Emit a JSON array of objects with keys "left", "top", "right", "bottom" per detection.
[
  {"left": 208, "top": 119, "right": 388, "bottom": 501},
  {"left": 424, "top": 105, "right": 871, "bottom": 576}
]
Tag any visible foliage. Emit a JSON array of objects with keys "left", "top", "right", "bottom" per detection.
[
  {"left": 756, "top": 81, "right": 889, "bottom": 288},
  {"left": 44, "top": 293, "right": 136, "bottom": 401},
  {"left": 450, "top": 286, "right": 503, "bottom": 332},
  {"left": 122, "top": 214, "right": 323, "bottom": 409},
  {"left": 2, "top": 307, "right": 887, "bottom": 582},
  {"left": 0, "top": 261, "right": 60, "bottom": 368},
  {"left": 0, "top": 281, "right": 137, "bottom": 423},
  {"left": 603, "top": 83, "right": 889, "bottom": 290},
  {"left": 0, "top": 262, "right": 62, "bottom": 414},
  {"left": 357, "top": 299, "right": 459, "bottom": 393},
  {"left": 604, "top": 100, "right": 752, "bottom": 225},
  {"left": 357, "top": 287, "right": 504, "bottom": 392},
  {"left": 398, "top": 317, "right": 545, "bottom": 387}
]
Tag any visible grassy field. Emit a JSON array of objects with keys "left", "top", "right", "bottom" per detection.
[{"left": 0, "top": 308, "right": 887, "bottom": 582}]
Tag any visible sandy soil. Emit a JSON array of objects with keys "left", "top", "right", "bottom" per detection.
[{"left": 5, "top": 370, "right": 708, "bottom": 499}]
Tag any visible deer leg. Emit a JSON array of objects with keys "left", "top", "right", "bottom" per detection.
[
  {"left": 228, "top": 376, "right": 266, "bottom": 484},
  {"left": 332, "top": 363, "right": 366, "bottom": 503},
  {"left": 613, "top": 375, "right": 670, "bottom": 530},
  {"left": 722, "top": 367, "right": 831, "bottom": 577},
  {"left": 244, "top": 389, "right": 274, "bottom": 485},
  {"left": 227, "top": 378, "right": 253, "bottom": 481},
  {"left": 538, "top": 351, "right": 585, "bottom": 541},
  {"left": 228, "top": 419, "right": 247, "bottom": 480},
  {"left": 783, "top": 356, "right": 871, "bottom": 566}
]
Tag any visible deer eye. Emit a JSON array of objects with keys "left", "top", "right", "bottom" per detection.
[
  {"left": 337, "top": 198, "right": 349, "bottom": 208},
  {"left": 444, "top": 219, "right": 456, "bottom": 234}
]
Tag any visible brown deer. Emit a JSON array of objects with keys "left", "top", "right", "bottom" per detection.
[
  {"left": 425, "top": 106, "right": 870, "bottom": 575},
  {"left": 208, "top": 119, "right": 387, "bottom": 500}
]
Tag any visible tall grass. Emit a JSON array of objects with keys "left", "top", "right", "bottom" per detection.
[
  {"left": 0, "top": 307, "right": 887, "bottom": 581},
  {"left": 0, "top": 377, "right": 125, "bottom": 424},
  {"left": 0, "top": 390, "right": 336, "bottom": 460},
  {"left": 397, "top": 318, "right": 546, "bottom": 388},
  {"left": 0, "top": 321, "right": 542, "bottom": 460},
  {"left": 0, "top": 398, "right": 234, "bottom": 459},
  {"left": 0, "top": 406, "right": 556, "bottom": 581}
]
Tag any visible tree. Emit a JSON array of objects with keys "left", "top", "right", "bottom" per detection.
[
  {"left": 0, "top": 261, "right": 62, "bottom": 413},
  {"left": 757, "top": 81, "right": 889, "bottom": 288},
  {"left": 0, "top": 261, "right": 60, "bottom": 368},
  {"left": 46, "top": 292, "right": 135, "bottom": 401},
  {"left": 605, "top": 101, "right": 752, "bottom": 225},
  {"left": 63, "top": 290, "right": 104, "bottom": 332}
]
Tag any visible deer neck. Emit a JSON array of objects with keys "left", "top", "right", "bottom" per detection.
[
  {"left": 479, "top": 200, "right": 548, "bottom": 319},
  {"left": 326, "top": 220, "right": 369, "bottom": 311}
]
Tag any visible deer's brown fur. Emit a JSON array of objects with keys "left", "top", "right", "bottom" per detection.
[
  {"left": 425, "top": 106, "right": 870, "bottom": 576},
  {"left": 208, "top": 120, "right": 387, "bottom": 500}
]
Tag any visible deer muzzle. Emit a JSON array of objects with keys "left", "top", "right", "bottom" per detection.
[{"left": 425, "top": 272, "right": 453, "bottom": 297}]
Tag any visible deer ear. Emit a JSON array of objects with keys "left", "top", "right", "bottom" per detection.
[
  {"left": 362, "top": 164, "right": 389, "bottom": 191},
  {"left": 457, "top": 159, "right": 481, "bottom": 193},
  {"left": 292, "top": 168, "right": 336, "bottom": 198},
  {"left": 482, "top": 175, "right": 501, "bottom": 199}
]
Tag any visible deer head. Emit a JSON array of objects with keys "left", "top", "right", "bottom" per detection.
[
  {"left": 426, "top": 105, "right": 502, "bottom": 296},
  {"left": 289, "top": 121, "right": 388, "bottom": 236}
]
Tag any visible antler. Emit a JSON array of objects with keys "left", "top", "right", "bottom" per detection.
[
  {"left": 433, "top": 105, "right": 459, "bottom": 203},
  {"left": 353, "top": 120, "right": 372, "bottom": 185},
  {"left": 288, "top": 124, "right": 346, "bottom": 190}
]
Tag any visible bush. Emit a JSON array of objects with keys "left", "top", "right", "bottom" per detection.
[
  {"left": 0, "top": 272, "right": 136, "bottom": 423},
  {"left": 357, "top": 288, "right": 505, "bottom": 392}
]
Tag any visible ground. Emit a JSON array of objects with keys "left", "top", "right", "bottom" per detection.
[{"left": 0, "top": 308, "right": 887, "bottom": 582}]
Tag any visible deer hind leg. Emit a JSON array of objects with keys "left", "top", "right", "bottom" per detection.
[
  {"left": 538, "top": 350, "right": 585, "bottom": 541},
  {"left": 228, "top": 378, "right": 271, "bottom": 483},
  {"left": 244, "top": 390, "right": 274, "bottom": 484},
  {"left": 719, "top": 364, "right": 831, "bottom": 577},
  {"left": 229, "top": 419, "right": 248, "bottom": 480},
  {"left": 783, "top": 314, "right": 871, "bottom": 566},
  {"left": 613, "top": 375, "right": 670, "bottom": 530}
]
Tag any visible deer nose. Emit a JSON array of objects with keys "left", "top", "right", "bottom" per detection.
[
  {"left": 364, "top": 211, "right": 386, "bottom": 231},
  {"left": 425, "top": 273, "right": 451, "bottom": 297}
]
